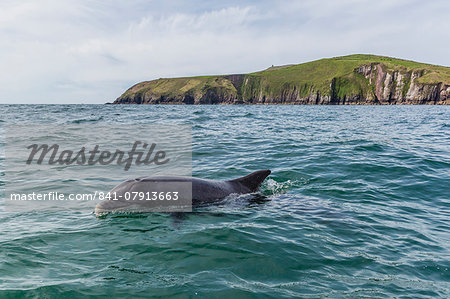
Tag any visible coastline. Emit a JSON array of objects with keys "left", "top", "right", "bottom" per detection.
[{"left": 112, "top": 55, "right": 450, "bottom": 106}]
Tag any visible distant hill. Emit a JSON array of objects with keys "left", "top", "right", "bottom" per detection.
[{"left": 113, "top": 54, "right": 450, "bottom": 105}]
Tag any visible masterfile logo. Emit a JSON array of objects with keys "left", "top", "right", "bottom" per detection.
[
  {"left": 4, "top": 123, "right": 192, "bottom": 212},
  {"left": 25, "top": 141, "right": 170, "bottom": 171}
]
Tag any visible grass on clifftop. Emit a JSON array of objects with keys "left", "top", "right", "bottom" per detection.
[
  {"left": 251, "top": 54, "right": 450, "bottom": 96},
  {"left": 125, "top": 76, "right": 237, "bottom": 100}
]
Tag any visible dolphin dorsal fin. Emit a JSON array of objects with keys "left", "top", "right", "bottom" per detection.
[{"left": 229, "top": 170, "right": 271, "bottom": 192}]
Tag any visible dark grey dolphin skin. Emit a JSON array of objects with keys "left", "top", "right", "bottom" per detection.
[{"left": 94, "top": 170, "right": 271, "bottom": 215}]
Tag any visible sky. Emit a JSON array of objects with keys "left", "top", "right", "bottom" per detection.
[{"left": 0, "top": 0, "right": 449, "bottom": 104}]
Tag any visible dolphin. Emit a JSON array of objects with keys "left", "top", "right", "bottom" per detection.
[{"left": 94, "top": 170, "right": 271, "bottom": 215}]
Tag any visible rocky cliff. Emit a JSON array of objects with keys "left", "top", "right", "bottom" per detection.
[{"left": 113, "top": 55, "right": 450, "bottom": 105}]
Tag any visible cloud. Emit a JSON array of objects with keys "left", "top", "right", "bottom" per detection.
[{"left": 0, "top": 0, "right": 448, "bottom": 103}]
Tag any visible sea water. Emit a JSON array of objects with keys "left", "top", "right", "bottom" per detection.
[{"left": 0, "top": 104, "right": 449, "bottom": 297}]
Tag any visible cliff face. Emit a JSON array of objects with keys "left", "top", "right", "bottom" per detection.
[
  {"left": 352, "top": 63, "right": 449, "bottom": 104},
  {"left": 113, "top": 55, "right": 450, "bottom": 105}
]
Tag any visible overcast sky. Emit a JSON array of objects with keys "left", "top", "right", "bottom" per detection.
[{"left": 0, "top": 0, "right": 448, "bottom": 104}]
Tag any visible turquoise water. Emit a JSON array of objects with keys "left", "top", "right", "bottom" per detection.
[{"left": 0, "top": 105, "right": 449, "bottom": 298}]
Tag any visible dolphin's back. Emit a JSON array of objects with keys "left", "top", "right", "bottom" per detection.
[
  {"left": 94, "top": 170, "right": 271, "bottom": 215},
  {"left": 132, "top": 170, "right": 271, "bottom": 202},
  {"left": 133, "top": 176, "right": 236, "bottom": 203}
]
